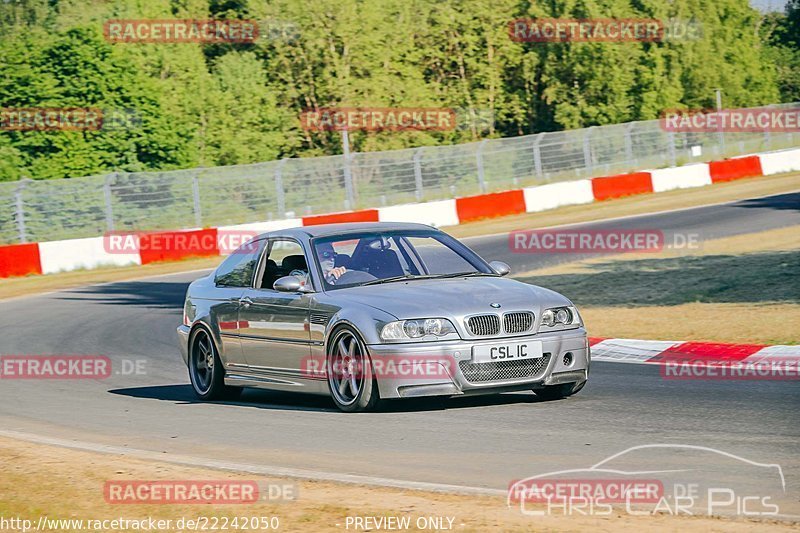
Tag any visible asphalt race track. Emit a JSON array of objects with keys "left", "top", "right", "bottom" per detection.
[{"left": 1, "top": 192, "right": 798, "bottom": 516}]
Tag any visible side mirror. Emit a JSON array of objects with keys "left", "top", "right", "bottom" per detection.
[
  {"left": 274, "top": 275, "right": 312, "bottom": 293},
  {"left": 489, "top": 260, "right": 511, "bottom": 276}
]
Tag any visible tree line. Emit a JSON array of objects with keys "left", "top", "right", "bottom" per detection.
[{"left": 0, "top": 0, "right": 797, "bottom": 181}]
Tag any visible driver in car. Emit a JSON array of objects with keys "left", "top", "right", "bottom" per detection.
[{"left": 290, "top": 243, "right": 347, "bottom": 286}]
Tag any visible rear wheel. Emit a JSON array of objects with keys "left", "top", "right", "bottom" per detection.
[
  {"left": 533, "top": 380, "right": 585, "bottom": 401},
  {"left": 326, "top": 326, "right": 381, "bottom": 412},
  {"left": 188, "top": 327, "right": 242, "bottom": 401}
]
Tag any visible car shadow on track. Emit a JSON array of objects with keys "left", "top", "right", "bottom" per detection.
[
  {"left": 57, "top": 281, "right": 189, "bottom": 309},
  {"left": 108, "top": 384, "right": 563, "bottom": 413}
]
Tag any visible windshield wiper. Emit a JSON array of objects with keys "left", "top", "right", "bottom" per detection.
[
  {"left": 429, "top": 272, "right": 499, "bottom": 279},
  {"left": 362, "top": 274, "right": 439, "bottom": 286}
]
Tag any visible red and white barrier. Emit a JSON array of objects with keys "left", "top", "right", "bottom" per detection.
[
  {"left": 650, "top": 163, "right": 712, "bottom": 192},
  {"left": 522, "top": 179, "right": 594, "bottom": 212},
  {"left": 38, "top": 236, "right": 141, "bottom": 274},
  {"left": 758, "top": 147, "right": 800, "bottom": 176},
  {"left": 377, "top": 199, "right": 460, "bottom": 228},
  {"left": 0, "top": 147, "right": 794, "bottom": 279}
]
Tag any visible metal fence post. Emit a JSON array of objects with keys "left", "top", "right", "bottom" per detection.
[
  {"left": 413, "top": 148, "right": 424, "bottom": 201},
  {"left": 275, "top": 158, "right": 288, "bottom": 217},
  {"left": 103, "top": 173, "right": 115, "bottom": 231},
  {"left": 532, "top": 134, "right": 544, "bottom": 179},
  {"left": 476, "top": 139, "right": 488, "bottom": 193},
  {"left": 14, "top": 178, "right": 29, "bottom": 243},
  {"left": 583, "top": 127, "right": 594, "bottom": 173},
  {"left": 191, "top": 174, "right": 202, "bottom": 227}
]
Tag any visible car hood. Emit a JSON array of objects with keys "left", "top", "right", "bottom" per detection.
[{"left": 330, "top": 276, "right": 572, "bottom": 320}]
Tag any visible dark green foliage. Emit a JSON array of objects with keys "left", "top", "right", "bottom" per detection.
[{"left": 0, "top": 0, "right": 794, "bottom": 182}]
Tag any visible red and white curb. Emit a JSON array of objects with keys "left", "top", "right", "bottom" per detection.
[
  {"left": 590, "top": 337, "right": 800, "bottom": 379},
  {"left": 1, "top": 147, "right": 798, "bottom": 278}
]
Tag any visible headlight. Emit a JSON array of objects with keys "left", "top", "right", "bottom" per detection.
[
  {"left": 380, "top": 318, "right": 457, "bottom": 341},
  {"left": 538, "top": 306, "right": 581, "bottom": 331}
]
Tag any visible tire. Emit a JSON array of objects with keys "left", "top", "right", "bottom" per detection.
[
  {"left": 188, "top": 326, "right": 242, "bottom": 401},
  {"left": 533, "top": 380, "right": 586, "bottom": 401},
  {"left": 326, "top": 326, "right": 382, "bottom": 412}
]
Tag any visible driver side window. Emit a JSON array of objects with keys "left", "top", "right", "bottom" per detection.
[
  {"left": 215, "top": 239, "right": 266, "bottom": 288},
  {"left": 259, "top": 239, "right": 307, "bottom": 290}
]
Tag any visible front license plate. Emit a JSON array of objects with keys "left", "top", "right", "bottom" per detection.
[{"left": 472, "top": 340, "right": 543, "bottom": 364}]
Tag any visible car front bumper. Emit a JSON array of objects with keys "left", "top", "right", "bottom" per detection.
[{"left": 366, "top": 328, "right": 589, "bottom": 399}]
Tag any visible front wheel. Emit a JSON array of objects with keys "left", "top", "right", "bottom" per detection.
[
  {"left": 326, "top": 327, "right": 381, "bottom": 412},
  {"left": 533, "top": 380, "right": 586, "bottom": 401},
  {"left": 188, "top": 327, "right": 242, "bottom": 401}
]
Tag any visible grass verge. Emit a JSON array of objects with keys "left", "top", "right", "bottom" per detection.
[
  {"left": 0, "top": 435, "right": 794, "bottom": 532},
  {"left": 516, "top": 225, "right": 800, "bottom": 344}
]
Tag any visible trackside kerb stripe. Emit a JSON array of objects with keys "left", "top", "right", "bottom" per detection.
[
  {"left": 650, "top": 341, "right": 765, "bottom": 364},
  {"left": 590, "top": 338, "right": 799, "bottom": 366}
]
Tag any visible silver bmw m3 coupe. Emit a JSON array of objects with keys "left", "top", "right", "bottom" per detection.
[{"left": 177, "top": 222, "right": 589, "bottom": 412}]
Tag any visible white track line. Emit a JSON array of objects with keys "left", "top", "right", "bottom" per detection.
[{"left": 0, "top": 429, "right": 505, "bottom": 497}]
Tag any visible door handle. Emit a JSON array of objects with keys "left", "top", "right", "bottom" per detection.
[{"left": 239, "top": 296, "right": 253, "bottom": 308}]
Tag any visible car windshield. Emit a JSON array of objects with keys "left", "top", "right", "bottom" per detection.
[{"left": 310, "top": 230, "right": 495, "bottom": 290}]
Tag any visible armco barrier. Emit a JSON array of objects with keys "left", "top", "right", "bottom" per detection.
[
  {"left": 591, "top": 171, "right": 654, "bottom": 200},
  {"left": 3, "top": 148, "right": 794, "bottom": 279},
  {"left": 709, "top": 155, "right": 763, "bottom": 183}
]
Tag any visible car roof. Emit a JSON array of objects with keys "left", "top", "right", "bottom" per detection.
[{"left": 258, "top": 221, "right": 437, "bottom": 240}]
